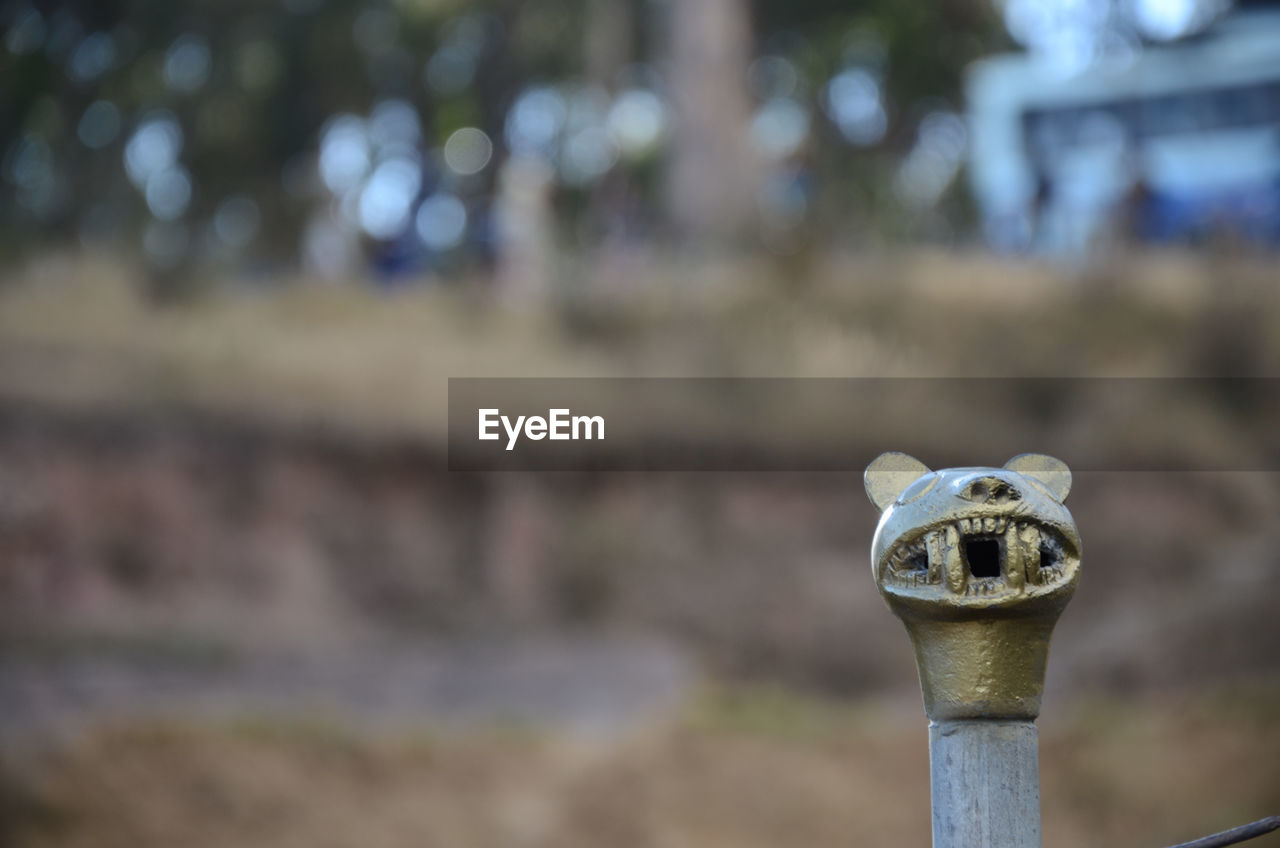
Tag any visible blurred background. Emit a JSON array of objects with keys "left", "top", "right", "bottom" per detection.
[{"left": 1, "top": 1, "right": 1279, "bottom": 847}]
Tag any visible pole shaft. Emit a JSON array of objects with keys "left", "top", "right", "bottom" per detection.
[{"left": 929, "top": 720, "right": 1041, "bottom": 848}]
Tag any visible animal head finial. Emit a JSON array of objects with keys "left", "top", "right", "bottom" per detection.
[{"left": 865, "top": 452, "right": 1082, "bottom": 720}]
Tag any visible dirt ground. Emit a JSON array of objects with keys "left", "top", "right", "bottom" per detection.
[
  {"left": 0, "top": 250, "right": 1277, "bottom": 847},
  {"left": 2, "top": 687, "right": 1278, "bottom": 848}
]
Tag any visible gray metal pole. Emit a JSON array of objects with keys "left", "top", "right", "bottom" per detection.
[
  {"left": 929, "top": 721, "right": 1041, "bottom": 848},
  {"left": 865, "top": 452, "right": 1080, "bottom": 848}
]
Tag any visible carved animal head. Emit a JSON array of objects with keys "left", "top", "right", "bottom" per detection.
[{"left": 865, "top": 452, "right": 1081, "bottom": 615}]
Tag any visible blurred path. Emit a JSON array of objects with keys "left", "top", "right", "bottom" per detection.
[{"left": 0, "top": 632, "right": 696, "bottom": 742}]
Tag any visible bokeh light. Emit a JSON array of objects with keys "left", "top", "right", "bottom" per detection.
[
  {"left": 214, "top": 196, "right": 262, "bottom": 248},
  {"left": 416, "top": 191, "right": 468, "bottom": 251},
  {"left": 424, "top": 15, "right": 491, "bottom": 96},
  {"left": 998, "top": 0, "right": 1231, "bottom": 75},
  {"left": 505, "top": 86, "right": 567, "bottom": 160},
  {"left": 443, "top": 127, "right": 493, "bottom": 176},
  {"left": 319, "top": 116, "right": 372, "bottom": 194},
  {"left": 5, "top": 6, "right": 47, "bottom": 55},
  {"left": 124, "top": 112, "right": 183, "bottom": 189},
  {"left": 751, "top": 97, "right": 811, "bottom": 160},
  {"left": 895, "top": 110, "right": 967, "bottom": 210},
  {"left": 163, "top": 34, "right": 212, "bottom": 93},
  {"left": 144, "top": 165, "right": 193, "bottom": 220},
  {"left": 369, "top": 99, "right": 422, "bottom": 156},
  {"left": 559, "top": 87, "right": 616, "bottom": 186},
  {"left": 825, "top": 68, "right": 887, "bottom": 147},
  {"left": 358, "top": 157, "right": 422, "bottom": 239},
  {"left": 607, "top": 88, "right": 668, "bottom": 159},
  {"left": 1127, "top": 0, "right": 1231, "bottom": 39},
  {"left": 67, "top": 31, "right": 117, "bottom": 84},
  {"left": 4, "top": 133, "right": 58, "bottom": 216},
  {"left": 77, "top": 100, "right": 121, "bottom": 150}
]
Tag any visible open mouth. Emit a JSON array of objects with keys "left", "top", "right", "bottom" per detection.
[{"left": 882, "top": 517, "right": 1073, "bottom": 596}]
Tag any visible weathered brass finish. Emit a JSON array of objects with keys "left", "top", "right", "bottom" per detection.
[{"left": 865, "top": 452, "right": 1081, "bottom": 721}]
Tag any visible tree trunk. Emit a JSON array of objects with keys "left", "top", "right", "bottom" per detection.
[{"left": 660, "top": 0, "right": 757, "bottom": 248}]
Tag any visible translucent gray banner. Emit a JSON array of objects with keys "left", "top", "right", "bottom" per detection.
[{"left": 447, "top": 378, "right": 1280, "bottom": 471}]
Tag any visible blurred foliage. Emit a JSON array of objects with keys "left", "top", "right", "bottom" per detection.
[
  {"left": 0, "top": 0, "right": 1006, "bottom": 285},
  {"left": 2, "top": 0, "right": 514, "bottom": 266}
]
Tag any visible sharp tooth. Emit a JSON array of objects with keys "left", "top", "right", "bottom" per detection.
[
  {"left": 1020, "top": 525, "right": 1042, "bottom": 584},
  {"left": 926, "top": 530, "right": 942, "bottom": 583},
  {"left": 1005, "top": 523, "right": 1024, "bottom": 591},
  {"left": 944, "top": 524, "right": 965, "bottom": 594},
  {"left": 984, "top": 517, "right": 997, "bottom": 533}
]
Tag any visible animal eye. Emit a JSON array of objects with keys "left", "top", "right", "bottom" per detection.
[{"left": 897, "top": 473, "right": 938, "bottom": 504}]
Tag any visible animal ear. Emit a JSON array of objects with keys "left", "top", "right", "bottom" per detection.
[
  {"left": 1004, "top": 453, "right": 1072, "bottom": 501},
  {"left": 865, "top": 452, "right": 931, "bottom": 512}
]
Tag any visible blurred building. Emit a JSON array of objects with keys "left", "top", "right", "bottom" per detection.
[{"left": 967, "top": 4, "right": 1280, "bottom": 254}]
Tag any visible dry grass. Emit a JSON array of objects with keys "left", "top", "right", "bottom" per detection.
[
  {"left": 3, "top": 249, "right": 1278, "bottom": 446},
  {"left": 3, "top": 687, "right": 1277, "bottom": 848}
]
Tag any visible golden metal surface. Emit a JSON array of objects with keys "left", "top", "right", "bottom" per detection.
[{"left": 865, "top": 453, "right": 1081, "bottom": 720}]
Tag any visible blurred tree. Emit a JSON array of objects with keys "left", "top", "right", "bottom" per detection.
[
  {"left": 0, "top": 0, "right": 1005, "bottom": 284},
  {"left": 584, "top": 0, "right": 633, "bottom": 89},
  {"left": 660, "top": 0, "right": 758, "bottom": 246}
]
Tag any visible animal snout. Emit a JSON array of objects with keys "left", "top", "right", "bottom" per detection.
[{"left": 960, "top": 476, "right": 1021, "bottom": 504}]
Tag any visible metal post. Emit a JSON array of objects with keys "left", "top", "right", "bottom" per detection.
[
  {"left": 929, "top": 721, "right": 1041, "bottom": 848},
  {"left": 865, "top": 452, "right": 1081, "bottom": 848}
]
